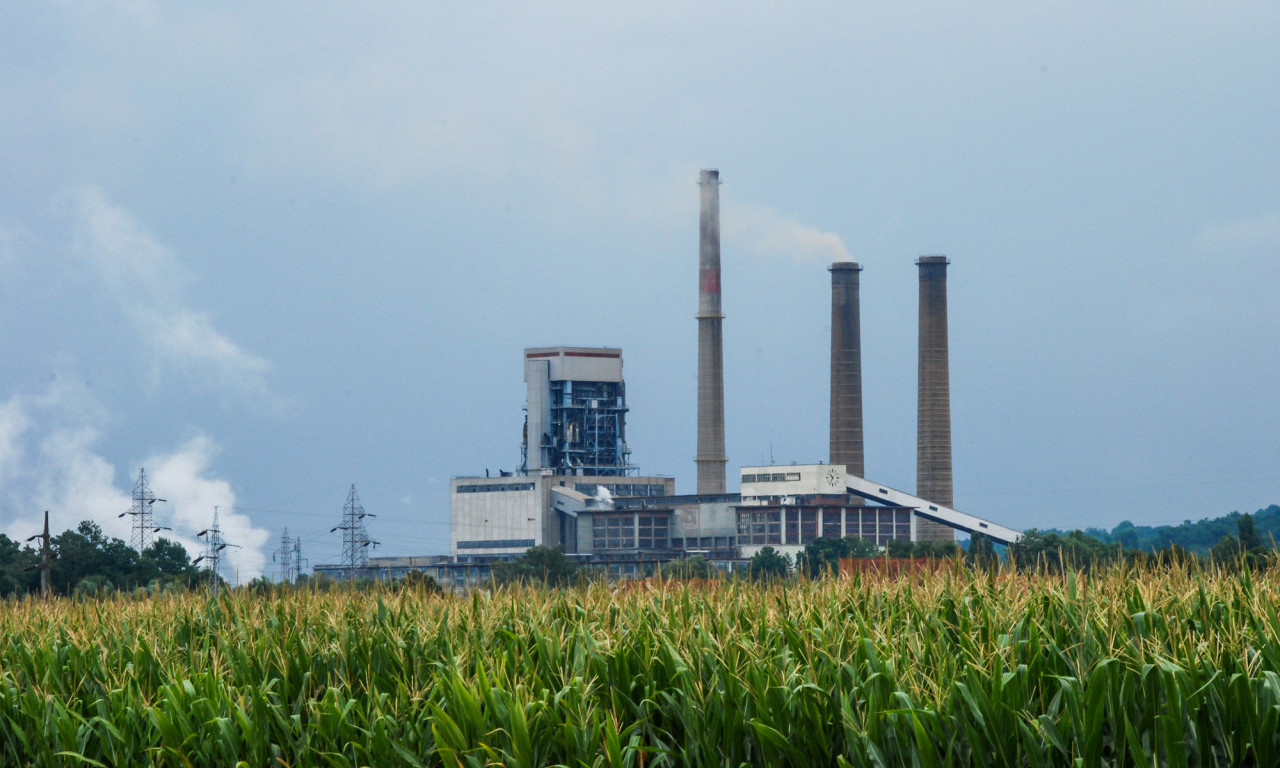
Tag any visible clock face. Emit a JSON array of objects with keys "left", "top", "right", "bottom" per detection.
[{"left": 824, "top": 467, "right": 842, "bottom": 489}]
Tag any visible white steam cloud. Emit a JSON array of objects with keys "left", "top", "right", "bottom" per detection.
[
  {"left": 723, "top": 202, "right": 852, "bottom": 264},
  {"left": 72, "top": 187, "right": 272, "bottom": 396},
  {"left": 0, "top": 380, "right": 270, "bottom": 583}
]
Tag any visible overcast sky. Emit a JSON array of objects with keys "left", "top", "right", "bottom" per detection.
[{"left": 2, "top": 2, "right": 1278, "bottom": 579}]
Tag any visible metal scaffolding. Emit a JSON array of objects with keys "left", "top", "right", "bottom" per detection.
[{"left": 541, "top": 380, "right": 633, "bottom": 476}]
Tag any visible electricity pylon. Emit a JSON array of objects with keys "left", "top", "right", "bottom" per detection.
[
  {"left": 195, "top": 506, "right": 239, "bottom": 595},
  {"left": 330, "top": 484, "right": 378, "bottom": 580},
  {"left": 120, "top": 469, "right": 166, "bottom": 553}
]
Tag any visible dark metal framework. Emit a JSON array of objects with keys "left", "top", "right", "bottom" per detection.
[
  {"left": 541, "top": 380, "right": 633, "bottom": 476},
  {"left": 332, "top": 485, "right": 378, "bottom": 579},
  {"left": 123, "top": 468, "right": 166, "bottom": 553}
]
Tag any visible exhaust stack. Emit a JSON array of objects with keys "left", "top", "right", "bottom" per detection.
[
  {"left": 829, "top": 262, "right": 864, "bottom": 477},
  {"left": 916, "top": 255, "right": 955, "bottom": 541},
  {"left": 695, "top": 169, "right": 727, "bottom": 494}
]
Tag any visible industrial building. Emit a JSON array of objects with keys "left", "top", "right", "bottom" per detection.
[{"left": 430, "top": 168, "right": 1022, "bottom": 584}]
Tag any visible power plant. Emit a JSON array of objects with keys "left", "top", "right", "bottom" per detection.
[{"left": 403, "top": 169, "right": 1020, "bottom": 584}]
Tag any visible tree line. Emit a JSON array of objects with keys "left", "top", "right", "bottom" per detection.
[{"left": 0, "top": 521, "right": 205, "bottom": 597}]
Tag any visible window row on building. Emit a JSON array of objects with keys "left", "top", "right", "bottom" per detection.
[
  {"left": 456, "top": 538, "right": 537, "bottom": 550},
  {"left": 574, "top": 483, "right": 667, "bottom": 497},
  {"left": 592, "top": 513, "right": 670, "bottom": 550},
  {"left": 672, "top": 536, "right": 736, "bottom": 551},
  {"left": 741, "top": 472, "right": 803, "bottom": 483},
  {"left": 737, "top": 507, "right": 911, "bottom": 547},
  {"left": 455, "top": 482, "right": 537, "bottom": 494}
]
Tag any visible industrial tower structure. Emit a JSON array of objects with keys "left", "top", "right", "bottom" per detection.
[
  {"left": 916, "top": 256, "right": 955, "bottom": 541},
  {"left": 521, "top": 347, "right": 634, "bottom": 476},
  {"left": 696, "top": 169, "right": 727, "bottom": 494},
  {"left": 829, "top": 262, "right": 865, "bottom": 478}
]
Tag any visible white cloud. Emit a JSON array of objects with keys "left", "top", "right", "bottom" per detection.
[
  {"left": 723, "top": 202, "right": 852, "bottom": 264},
  {"left": 0, "top": 381, "right": 270, "bottom": 582},
  {"left": 71, "top": 187, "right": 272, "bottom": 396}
]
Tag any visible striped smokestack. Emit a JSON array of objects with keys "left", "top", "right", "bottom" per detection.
[
  {"left": 916, "top": 255, "right": 955, "bottom": 541},
  {"left": 695, "top": 169, "right": 727, "bottom": 494},
  {"left": 829, "top": 262, "right": 864, "bottom": 477}
]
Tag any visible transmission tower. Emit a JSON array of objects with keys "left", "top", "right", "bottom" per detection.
[
  {"left": 330, "top": 484, "right": 378, "bottom": 579},
  {"left": 121, "top": 468, "right": 166, "bottom": 553},
  {"left": 195, "top": 506, "right": 239, "bottom": 595},
  {"left": 272, "top": 528, "right": 296, "bottom": 583}
]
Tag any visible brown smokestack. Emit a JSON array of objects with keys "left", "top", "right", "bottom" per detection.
[
  {"left": 916, "top": 255, "right": 954, "bottom": 541},
  {"left": 829, "top": 262, "right": 864, "bottom": 477},
  {"left": 696, "top": 169, "right": 726, "bottom": 494}
]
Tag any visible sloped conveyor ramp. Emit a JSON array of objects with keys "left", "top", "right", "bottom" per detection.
[{"left": 845, "top": 475, "right": 1023, "bottom": 545}]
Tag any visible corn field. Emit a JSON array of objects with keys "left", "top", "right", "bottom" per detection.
[{"left": 2, "top": 565, "right": 1279, "bottom": 767}]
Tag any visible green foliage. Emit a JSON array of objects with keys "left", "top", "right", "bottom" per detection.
[
  {"left": 491, "top": 545, "right": 579, "bottom": 587},
  {"left": 398, "top": 570, "right": 444, "bottom": 594},
  {"left": 0, "top": 522, "right": 204, "bottom": 598},
  {"left": 796, "top": 536, "right": 878, "bottom": 577},
  {"left": 0, "top": 567, "right": 1278, "bottom": 765},
  {"left": 886, "top": 538, "right": 913, "bottom": 558},
  {"left": 966, "top": 532, "right": 997, "bottom": 570},
  {"left": 1053, "top": 504, "right": 1280, "bottom": 556},
  {"left": 658, "top": 555, "right": 713, "bottom": 580},
  {"left": 747, "top": 545, "right": 790, "bottom": 580},
  {"left": 1010, "top": 529, "right": 1126, "bottom": 572}
]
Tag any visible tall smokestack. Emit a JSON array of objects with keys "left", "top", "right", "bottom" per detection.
[
  {"left": 916, "top": 255, "right": 955, "bottom": 541},
  {"left": 696, "top": 169, "right": 727, "bottom": 494},
  {"left": 829, "top": 262, "right": 864, "bottom": 477}
]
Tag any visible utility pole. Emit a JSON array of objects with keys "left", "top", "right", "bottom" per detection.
[
  {"left": 330, "top": 484, "right": 378, "bottom": 580},
  {"left": 293, "top": 537, "right": 308, "bottom": 580},
  {"left": 195, "top": 506, "right": 239, "bottom": 595},
  {"left": 120, "top": 469, "right": 166, "bottom": 554},
  {"left": 24, "top": 511, "right": 53, "bottom": 599}
]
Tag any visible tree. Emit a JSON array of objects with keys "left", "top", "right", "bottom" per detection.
[
  {"left": 1113, "top": 521, "right": 1140, "bottom": 550},
  {"left": 141, "top": 538, "right": 203, "bottom": 588},
  {"left": 491, "top": 545, "right": 579, "bottom": 587},
  {"left": 1211, "top": 533, "right": 1242, "bottom": 565},
  {"left": 913, "top": 541, "right": 960, "bottom": 559},
  {"left": 747, "top": 546, "right": 790, "bottom": 581},
  {"left": 966, "top": 532, "right": 997, "bottom": 570},
  {"left": 886, "top": 539, "right": 914, "bottom": 559},
  {"left": 1238, "top": 514, "right": 1263, "bottom": 552},
  {"left": 659, "top": 555, "right": 713, "bottom": 580},
  {"left": 797, "top": 536, "right": 878, "bottom": 577},
  {"left": 399, "top": 570, "right": 443, "bottom": 595}
]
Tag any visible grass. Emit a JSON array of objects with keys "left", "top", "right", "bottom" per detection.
[{"left": 1, "top": 563, "right": 1278, "bottom": 766}]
